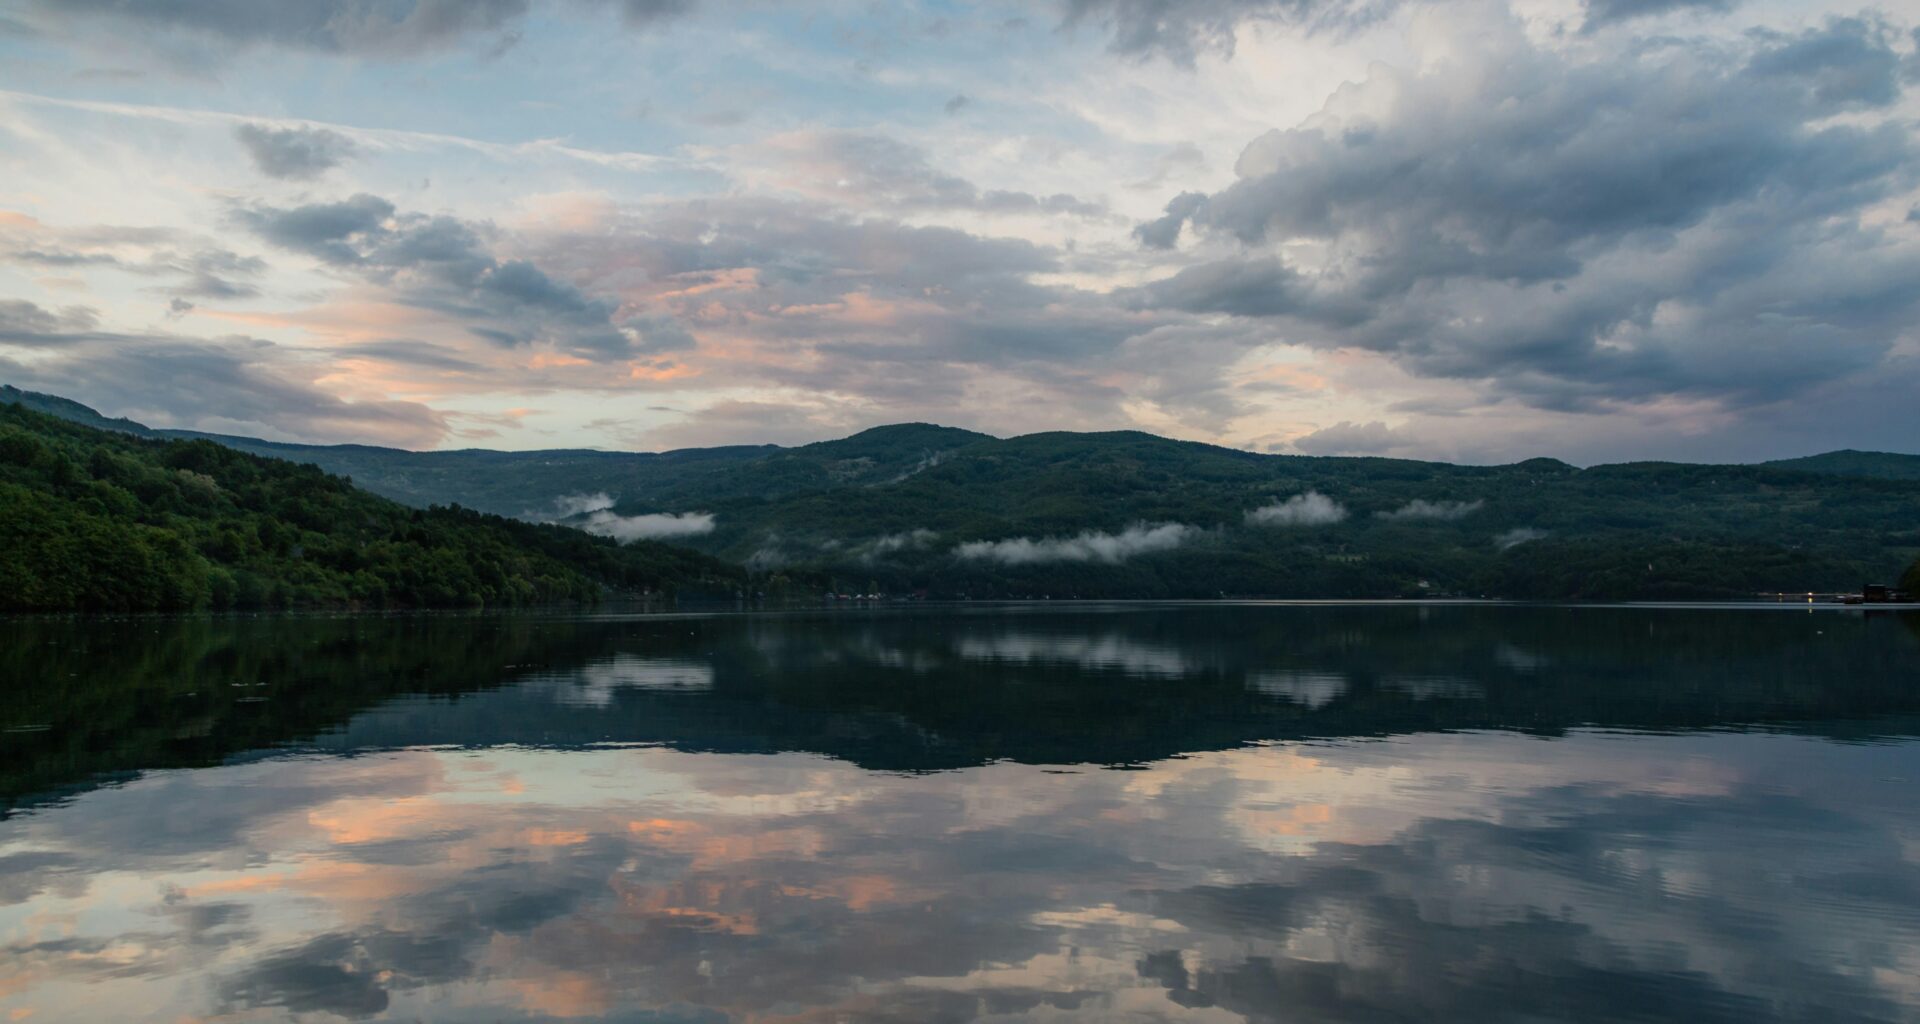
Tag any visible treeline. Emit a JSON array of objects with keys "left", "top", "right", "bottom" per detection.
[
  {"left": 0, "top": 403, "right": 745, "bottom": 612},
  {"left": 703, "top": 432, "right": 1920, "bottom": 600}
]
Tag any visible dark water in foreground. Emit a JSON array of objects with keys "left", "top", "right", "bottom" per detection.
[{"left": 2, "top": 604, "right": 1918, "bottom": 1023}]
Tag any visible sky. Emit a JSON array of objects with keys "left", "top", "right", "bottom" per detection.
[{"left": 0, "top": 0, "right": 1916, "bottom": 464}]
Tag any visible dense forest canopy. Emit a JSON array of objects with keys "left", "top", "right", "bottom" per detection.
[
  {"left": 7, "top": 387, "right": 1919, "bottom": 602},
  {"left": 0, "top": 402, "right": 744, "bottom": 611}
]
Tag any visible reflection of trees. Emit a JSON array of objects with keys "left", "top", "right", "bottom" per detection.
[
  {"left": 0, "top": 614, "right": 645, "bottom": 810},
  {"left": 7, "top": 605, "right": 1920, "bottom": 809}
]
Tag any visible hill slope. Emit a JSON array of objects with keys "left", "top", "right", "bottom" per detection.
[
  {"left": 12, "top": 388, "right": 1920, "bottom": 600},
  {"left": 0, "top": 402, "right": 745, "bottom": 611},
  {"left": 1761, "top": 450, "right": 1920, "bottom": 481}
]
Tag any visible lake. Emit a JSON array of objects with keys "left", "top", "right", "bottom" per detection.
[{"left": 2, "top": 603, "right": 1918, "bottom": 1022}]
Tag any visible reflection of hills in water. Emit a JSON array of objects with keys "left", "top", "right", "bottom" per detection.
[{"left": 4, "top": 605, "right": 1919, "bottom": 808}]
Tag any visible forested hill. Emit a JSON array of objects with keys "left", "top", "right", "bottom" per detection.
[
  {"left": 0, "top": 403, "right": 745, "bottom": 612},
  {"left": 11, "top": 387, "right": 1920, "bottom": 601},
  {"left": 1760, "top": 450, "right": 1920, "bottom": 481}
]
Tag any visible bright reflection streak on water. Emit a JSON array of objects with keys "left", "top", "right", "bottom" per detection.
[{"left": 0, "top": 604, "right": 1917, "bottom": 1022}]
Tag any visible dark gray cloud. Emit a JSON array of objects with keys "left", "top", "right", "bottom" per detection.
[
  {"left": 24, "top": 0, "right": 531, "bottom": 57},
  {"left": 1133, "top": 190, "right": 1207, "bottom": 249},
  {"left": 1745, "top": 17, "right": 1907, "bottom": 109},
  {"left": 1130, "top": 18, "right": 1920, "bottom": 415},
  {"left": 1, "top": 219, "right": 266, "bottom": 300},
  {"left": 1143, "top": 784, "right": 1919, "bottom": 1023},
  {"left": 158, "top": 248, "right": 267, "bottom": 299},
  {"left": 1060, "top": 0, "right": 1397, "bottom": 65},
  {"left": 220, "top": 933, "right": 393, "bottom": 1017},
  {"left": 234, "top": 123, "right": 359, "bottom": 180},
  {"left": 15, "top": 0, "right": 699, "bottom": 60},
  {"left": 944, "top": 94, "right": 972, "bottom": 115},
  {"left": 238, "top": 194, "right": 639, "bottom": 360},
  {"left": 343, "top": 339, "right": 487, "bottom": 372},
  {"left": 0, "top": 308, "right": 448, "bottom": 446},
  {"left": 0, "top": 299, "right": 99, "bottom": 343},
  {"left": 608, "top": 0, "right": 698, "bottom": 28},
  {"left": 1582, "top": 0, "right": 1737, "bottom": 32}
]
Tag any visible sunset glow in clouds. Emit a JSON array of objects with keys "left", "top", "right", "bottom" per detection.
[{"left": 2, "top": 0, "right": 1918, "bottom": 462}]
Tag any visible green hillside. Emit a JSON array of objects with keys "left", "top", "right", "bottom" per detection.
[
  {"left": 0, "top": 402, "right": 745, "bottom": 612},
  {"left": 11, "top": 387, "right": 1920, "bottom": 601},
  {"left": 1761, "top": 450, "right": 1920, "bottom": 481},
  {"left": 667, "top": 434, "right": 1920, "bottom": 600}
]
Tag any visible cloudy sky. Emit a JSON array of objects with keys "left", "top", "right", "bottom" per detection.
[{"left": 1, "top": 0, "right": 1916, "bottom": 462}]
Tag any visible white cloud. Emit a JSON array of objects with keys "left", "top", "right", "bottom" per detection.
[
  {"left": 1494, "top": 527, "right": 1548, "bottom": 551},
  {"left": 581, "top": 510, "right": 717, "bottom": 542},
  {"left": 1377, "top": 499, "right": 1483, "bottom": 521},
  {"left": 859, "top": 529, "right": 940, "bottom": 562},
  {"left": 539, "top": 492, "right": 715, "bottom": 541},
  {"left": 954, "top": 522, "right": 1197, "bottom": 565},
  {"left": 1245, "top": 491, "right": 1346, "bottom": 526},
  {"left": 548, "top": 492, "right": 617, "bottom": 517}
]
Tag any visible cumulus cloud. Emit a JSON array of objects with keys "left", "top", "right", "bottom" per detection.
[
  {"left": 234, "top": 124, "right": 358, "bottom": 180},
  {"left": 514, "top": 195, "right": 1194, "bottom": 435},
  {"left": 1494, "top": 527, "right": 1548, "bottom": 551},
  {"left": 1744, "top": 16, "right": 1908, "bottom": 109},
  {"left": 1378, "top": 499, "right": 1484, "bottom": 521},
  {"left": 237, "top": 194, "right": 649, "bottom": 361},
  {"left": 955, "top": 522, "right": 1196, "bottom": 565},
  {"left": 1132, "top": 13, "right": 1920, "bottom": 416},
  {"left": 1245, "top": 491, "right": 1346, "bottom": 527}
]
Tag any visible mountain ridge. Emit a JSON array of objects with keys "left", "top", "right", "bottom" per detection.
[
  {"left": 10, "top": 385, "right": 1920, "bottom": 601},
  {"left": 14, "top": 384, "right": 1915, "bottom": 483},
  {"left": 0, "top": 398, "right": 749, "bottom": 611}
]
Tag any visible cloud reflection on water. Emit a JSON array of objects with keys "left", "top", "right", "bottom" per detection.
[
  {"left": 1, "top": 731, "right": 1916, "bottom": 1021},
  {"left": 0, "top": 607, "right": 1917, "bottom": 1021}
]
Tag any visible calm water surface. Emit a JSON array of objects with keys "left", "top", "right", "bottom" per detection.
[{"left": 2, "top": 604, "right": 1918, "bottom": 1022}]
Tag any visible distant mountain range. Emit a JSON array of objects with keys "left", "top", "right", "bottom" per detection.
[{"left": 8, "top": 384, "right": 1920, "bottom": 600}]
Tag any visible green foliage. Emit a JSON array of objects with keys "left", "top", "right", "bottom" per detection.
[
  {"left": 1761, "top": 449, "right": 1920, "bottom": 481},
  {"left": 10, "top": 386, "right": 1918, "bottom": 601},
  {"left": 0, "top": 403, "right": 744, "bottom": 612},
  {"left": 658, "top": 432, "right": 1920, "bottom": 601}
]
